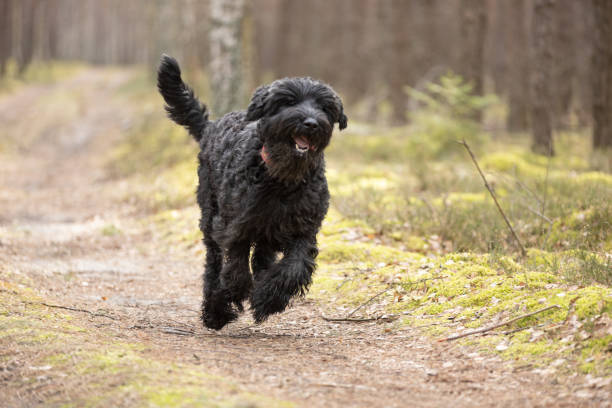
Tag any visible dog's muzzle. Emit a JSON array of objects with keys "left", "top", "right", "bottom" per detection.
[{"left": 293, "top": 118, "right": 319, "bottom": 153}]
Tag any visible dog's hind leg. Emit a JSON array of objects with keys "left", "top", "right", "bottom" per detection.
[
  {"left": 219, "top": 241, "right": 253, "bottom": 312},
  {"left": 250, "top": 238, "right": 318, "bottom": 323},
  {"left": 201, "top": 236, "right": 239, "bottom": 330},
  {"left": 251, "top": 241, "right": 276, "bottom": 281}
]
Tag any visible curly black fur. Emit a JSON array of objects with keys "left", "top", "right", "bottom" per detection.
[
  {"left": 157, "top": 54, "right": 209, "bottom": 141},
  {"left": 157, "top": 55, "right": 347, "bottom": 330}
]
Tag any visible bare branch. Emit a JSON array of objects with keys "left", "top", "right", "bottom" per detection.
[
  {"left": 347, "top": 286, "right": 394, "bottom": 318},
  {"left": 26, "top": 301, "right": 117, "bottom": 320},
  {"left": 459, "top": 139, "right": 527, "bottom": 257},
  {"left": 439, "top": 304, "right": 560, "bottom": 342},
  {"left": 321, "top": 315, "right": 382, "bottom": 323}
]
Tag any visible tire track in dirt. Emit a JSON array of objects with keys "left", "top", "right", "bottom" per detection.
[{"left": 0, "top": 69, "right": 604, "bottom": 407}]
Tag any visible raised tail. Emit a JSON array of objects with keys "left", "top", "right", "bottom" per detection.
[{"left": 157, "top": 54, "right": 209, "bottom": 142}]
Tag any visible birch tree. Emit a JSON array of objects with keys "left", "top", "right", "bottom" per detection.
[{"left": 209, "top": 0, "right": 246, "bottom": 116}]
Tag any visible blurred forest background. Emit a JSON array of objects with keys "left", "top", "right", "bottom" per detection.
[
  {"left": 1, "top": 0, "right": 612, "bottom": 157},
  {"left": 1, "top": 2, "right": 612, "bottom": 397},
  {"left": 0, "top": 0, "right": 610, "bottom": 263}
]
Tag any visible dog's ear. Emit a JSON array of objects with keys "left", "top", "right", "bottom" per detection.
[
  {"left": 246, "top": 84, "right": 270, "bottom": 121},
  {"left": 336, "top": 97, "right": 348, "bottom": 130},
  {"left": 338, "top": 110, "right": 348, "bottom": 130}
]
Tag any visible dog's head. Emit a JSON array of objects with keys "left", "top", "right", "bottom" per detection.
[{"left": 246, "top": 77, "right": 347, "bottom": 183}]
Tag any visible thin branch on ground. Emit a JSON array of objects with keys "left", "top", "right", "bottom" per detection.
[
  {"left": 439, "top": 305, "right": 560, "bottom": 342},
  {"left": 347, "top": 276, "right": 445, "bottom": 318},
  {"left": 320, "top": 315, "right": 380, "bottom": 323},
  {"left": 160, "top": 326, "right": 195, "bottom": 336},
  {"left": 26, "top": 301, "right": 117, "bottom": 320},
  {"left": 346, "top": 286, "right": 395, "bottom": 318},
  {"left": 458, "top": 139, "right": 527, "bottom": 257},
  {"left": 322, "top": 276, "right": 445, "bottom": 323},
  {"left": 501, "top": 323, "right": 546, "bottom": 336},
  {"left": 312, "top": 382, "right": 374, "bottom": 391}
]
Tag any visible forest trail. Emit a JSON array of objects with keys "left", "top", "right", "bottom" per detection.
[{"left": 0, "top": 69, "right": 600, "bottom": 408}]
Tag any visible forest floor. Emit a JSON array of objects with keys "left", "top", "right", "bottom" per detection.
[{"left": 0, "top": 67, "right": 610, "bottom": 407}]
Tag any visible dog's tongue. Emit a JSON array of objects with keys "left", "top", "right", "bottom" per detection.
[{"left": 294, "top": 135, "right": 311, "bottom": 150}]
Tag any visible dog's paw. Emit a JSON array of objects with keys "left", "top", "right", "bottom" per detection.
[
  {"left": 201, "top": 289, "right": 239, "bottom": 330},
  {"left": 224, "top": 273, "right": 252, "bottom": 311},
  {"left": 250, "top": 278, "right": 292, "bottom": 323}
]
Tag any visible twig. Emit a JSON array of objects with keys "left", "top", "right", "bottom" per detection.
[
  {"left": 346, "top": 287, "right": 394, "bottom": 318},
  {"left": 522, "top": 203, "right": 553, "bottom": 225},
  {"left": 539, "top": 138, "right": 553, "bottom": 235},
  {"left": 323, "top": 276, "right": 445, "bottom": 322},
  {"left": 312, "top": 382, "right": 374, "bottom": 391},
  {"left": 502, "top": 323, "right": 546, "bottom": 335},
  {"left": 160, "top": 326, "right": 195, "bottom": 336},
  {"left": 512, "top": 174, "right": 543, "bottom": 205},
  {"left": 347, "top": 276, "right": 445, "bottom": 318},
  {"left": 459, "top": 139, "right": 527, "bottom": 257},
  {"left": 439, "top": 304, "right": 560, "bottom": 342},
  {"left": 26, "top": 301, "right": 117, "bottom": 320},
  {"left": 321, "top": 315, "right": 379, "bottom": 323}
]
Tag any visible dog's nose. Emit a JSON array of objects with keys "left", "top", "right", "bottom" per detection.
[{"left": 303, "top": 118, "right": 318, "bottom": 130}]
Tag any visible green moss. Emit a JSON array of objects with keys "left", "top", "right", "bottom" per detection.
[
  {"left": 311, "top": 213, "right": 612, "bottom": 373},
  {"left": 574, "top": 287, "right": 611, "bottom": 319},
  {"left": 101, "top": 224, "right": 122, "bottom": 236},
  {"left": 318, "top": 239, "right": 415, "bottom": 264},
  {"left": 480, "top": 152, "right": 546, "bottom": 179}
]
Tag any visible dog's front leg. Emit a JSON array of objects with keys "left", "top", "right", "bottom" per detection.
[
  {"left": 203, "top": 241, "right": 251, "bottom": 330},
  {"left": 251, "top": 238, "right": 317, "bottom": 323}
]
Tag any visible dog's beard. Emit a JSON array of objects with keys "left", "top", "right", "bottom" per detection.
[
  {"left": 264, "top": 142, "right": 321, "bottom": 184},
  {"left": 259, "top": 118, "right": 329, "bottom": 184}
]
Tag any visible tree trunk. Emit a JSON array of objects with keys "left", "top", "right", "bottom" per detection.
[
  {"left": 387, "top": 0, "right": 413, "bottom": 124},
  {"left": 573, "top": 0, "right": 595, "bottom": 127},
  {"left": 459, "top": 0, "right": 487, "bottom": 98},
  {"left": 530, "top": 0, "right": 555, "bottom": 156},
  {"left": 17, "top": 0, "right": 38, "bottom": 73},
  {"left": 506, "top": 0, "right": 530, "bottom": 132},
  {"left": 209, "top": 0, "right": 246, "bottom": 116},
  {"left": 592, "top": 0, "right": 612, "bottom": 150},
  {"left": 0, "top": 0, "right": 13, "bottom": 75},
  {"left": 552, "top": 0, "right": 575, "bottom": 129}
]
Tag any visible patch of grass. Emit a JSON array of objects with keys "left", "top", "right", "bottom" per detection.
[
  {"left": 101, "top": 224, "right": 122, "bottom": 236},
  {"left": 309, "top": 210, "right": 612, "bottom": 374},
  {"left": 327, "top": 125, "right": 611, "bottom": 281},
  {"left": 0, "top": 59, "right": 86, "bottom": 93}
]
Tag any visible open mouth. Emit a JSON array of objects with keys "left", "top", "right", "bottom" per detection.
[{"left": 293, "top": 135, "right": 313, "bottom": 153}]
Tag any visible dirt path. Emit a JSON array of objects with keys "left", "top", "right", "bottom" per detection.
[{"left": 0, "top": 70, "right": 604, "bottom": 407}]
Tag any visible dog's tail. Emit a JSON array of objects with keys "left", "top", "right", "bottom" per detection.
[{"left": 157, "top": 54, "right": 209, "bottom": 142}]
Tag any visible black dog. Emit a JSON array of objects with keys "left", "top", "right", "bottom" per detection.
[{"left": 157, "top": 55, "right": 347, "bottom": 330}]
